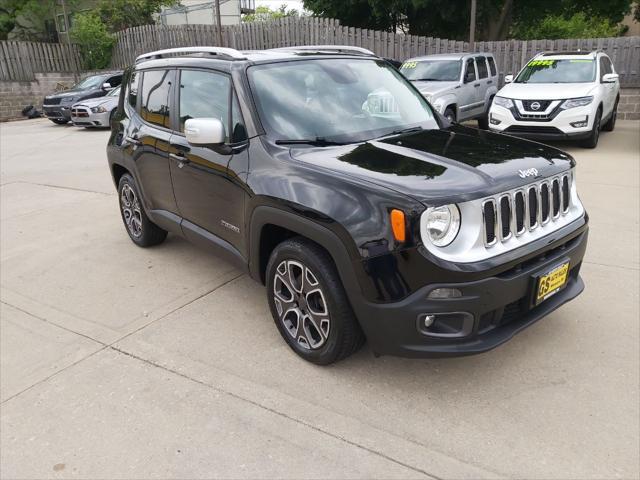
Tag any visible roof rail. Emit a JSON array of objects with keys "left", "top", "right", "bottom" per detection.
[
  {"left": 272, "top": 45, "right": 376, "bottom": 56},
  {"left": 135, "top": 46, "right": 246, "bottom": 63}
]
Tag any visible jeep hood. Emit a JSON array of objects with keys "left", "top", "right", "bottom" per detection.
[
  {"left": 45, "top": 88, "right": 91, "bottom": 100},
  {"left": 290, "top": 125, "right": 574, "bottom": 205},
  {"left": 411, "top": 80, "right": 459, "bottom": 97},
  {"left": 498, "top": 82, "right": 596, "bottom": 100}
]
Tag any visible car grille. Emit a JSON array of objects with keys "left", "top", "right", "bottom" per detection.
[
  {"left": 71, "top": 107, "right": 89, "bottom": 117},
  {"left": 505, "top": 125, "right": 563, "bottom": 135},
  {"left": 482, "top": 173, "right": 572, "bottom": 247},
  {"left": 522, "top": 100, "right": 552, "bottom": 111},
  {"left": 44, "top": 97, "right": 61, "bottom": 105}
]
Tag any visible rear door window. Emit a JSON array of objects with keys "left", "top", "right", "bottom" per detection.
[
  {"left": 476, "top": 57, "right": 488, "bottom": 79},
  {"left": 487, "top": 56, "right": 497, "bottom": 76},
  {"left": 140, "top": 69, "right": 172, "bottom": 128}
]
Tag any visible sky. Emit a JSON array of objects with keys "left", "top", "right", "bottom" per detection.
[{"left": 255, "top": 0, "right": 306, "bottom": 13}]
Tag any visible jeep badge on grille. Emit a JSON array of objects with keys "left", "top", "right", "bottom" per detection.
[{"left": 518, "top": 168, "right": 539, "bottom": 179}]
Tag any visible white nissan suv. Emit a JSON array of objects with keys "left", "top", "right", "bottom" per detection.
[{"left": 489, "top": 51, "right": 619, "bottom": 148}]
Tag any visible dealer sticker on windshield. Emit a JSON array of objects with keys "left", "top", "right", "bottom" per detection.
[{"left": 535, "top": 262, "right": 570, "bottom": 305}]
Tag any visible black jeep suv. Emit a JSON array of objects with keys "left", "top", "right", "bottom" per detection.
[
  {"left": 43, "top": 71, "right": 123, "bottom": 124},
  {"left": 107, "top": 46, "right": 588, "bottom": 364}
]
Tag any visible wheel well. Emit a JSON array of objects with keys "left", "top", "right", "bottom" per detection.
[
  {"left": 257, "top": 223, "right": 338, "bottom": 285},
  {"left": 112, "top": 163, "right": 129, "bottom": 186},
  {"left": 258, "top": 224, "right": 297, "bottom": 284}
]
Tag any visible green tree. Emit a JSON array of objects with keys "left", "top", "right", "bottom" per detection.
[
  {"left": 0, "top": 0, "right": 65, "bottom": 41},
  {"left": 95, "top": 0, "right": 179, "bottom": 32},
  {"left": 302, "top": 0, "right": 634, "bottom": 40},
  {"left": 512, "top": 12, "right": 625, "bottom": 39},
  {"left": 243, "top": 4, "right": 300, "bottom": 22},
  {"left": 70, "top": 12, "right": 115, "bottom": 69}
]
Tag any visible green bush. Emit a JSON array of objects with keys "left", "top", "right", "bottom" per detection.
[
  {"left": 512, "top": 12, "right": 624, "bottom": 40},
  {"left": 70, "top": 12, "right": 115, "bottom": 70}
]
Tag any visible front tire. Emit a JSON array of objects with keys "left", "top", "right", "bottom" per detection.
[
  {"left": 117, "top": 174, "right": 167, "bottom": 247},
  {"left": 443, "top": 107, "right": 456, "bottom": 123},
  {"left": 50, "top": 119, "right": 68, "bottom": 125},
  {"left": 266, "top": 237, "right": 364, "bottom": 365},
  {"left": 580, "top": 108, "right": 602, "bottom": 149}
]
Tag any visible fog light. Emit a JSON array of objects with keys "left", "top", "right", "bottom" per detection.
[
  {"left": 489, "top": 113, "right": 501, "bottom": 125},
  {"left": 423, "top": 314, "right": 436, "bottom": 328},
  {"left": 427, "top": 287, "right": 462, "bottom": 299},
  {"left": 570, "top": 117, "right": 588, "bottom": 128}
]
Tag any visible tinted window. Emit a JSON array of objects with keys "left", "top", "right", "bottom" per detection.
[
  {"left": 464, "top": 58, "right": 476, "bottom": 82},
  {"left": 599, "top": 57, "right": 612, "bottom": 78},
  {"left": 141, "top": 70, "right": 172, "bottom": 128},
  {"left": 127, "top": 71, "right": 140, "bottom": 109},
  {"left": 107, "top": 75, "right": 122, "bottom": 87},
  {"left": 487, "top": 56, "right": 497, "bottom": 76},
  {"left": 178, "top": 70, "right": 230, "bottom": 137},
  {"left": 476, "top": 57, "right": 488, "bottom": 79}
]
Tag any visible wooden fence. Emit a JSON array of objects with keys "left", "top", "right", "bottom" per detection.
[
  {"left": 2, "top": 18, "right": 639, "bottom": 86},
  {"left": 110, "top": 18, "right": 640, "bottom": 87},
  {"left": 0, "top": 41, "right": 82, "bottom": 81}
]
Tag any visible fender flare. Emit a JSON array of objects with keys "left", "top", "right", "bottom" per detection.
[{"left": 248, "top": 205, "right": 364, "bottom": 304}]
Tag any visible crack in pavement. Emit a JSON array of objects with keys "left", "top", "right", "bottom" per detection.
[
  {"left": 109, "top": 345, "right": 440, "bottom": 480},
  {"left": 0, "top": 180, "right": 113, "bottom": 196},
  {"left": 0, "top": 272, "right": 246, "bottom": 405}
]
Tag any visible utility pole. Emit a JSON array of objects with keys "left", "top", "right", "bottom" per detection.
[
  {"left": 469, "top": 0, "right": 477, "bottom": 52},
  {"left": 214, "top": 0, "right": 223, "bottom": 46}
]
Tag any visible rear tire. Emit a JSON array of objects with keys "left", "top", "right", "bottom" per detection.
[
  {"left": 580, "top": 108, "right": 602, "bottom": 149},
  {"left": 50, "top": 119, "right": 68, "bottom": 125},
  {"left": 477, "top": 98, "right": 492, "bottom": 130},
  {"left": 602, "top": 100, "right": 618, "bottom": 132},
  {"left": 117, "top": 174, "right": 167, "bottom": 247},
  {"left": 266, "top": 237, "right": 365, "bottom": 365}
]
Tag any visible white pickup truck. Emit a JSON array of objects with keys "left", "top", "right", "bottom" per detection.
[{"left": 400, "top": 53, "right": 499, "bottom": 128}]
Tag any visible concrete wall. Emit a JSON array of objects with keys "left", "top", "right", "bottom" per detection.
[
  {"left": 0, "top": 72, "right": 77, "bottom": 122},
  {"left": 619, "top": 88, "right": 640, "bottom": 120}
]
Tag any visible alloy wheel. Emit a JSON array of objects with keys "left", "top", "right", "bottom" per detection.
[
  {"left": 120, "top": 183, "right": 143, "bottom": 238},
  {"left": 273, "top": 260, "right": 330, "bottom": 350}
]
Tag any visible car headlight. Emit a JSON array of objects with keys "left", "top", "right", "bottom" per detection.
[
  {"left": 91, "top": 106, "right": 107, "bottom": 113},
  {"left": 493, "top": 96, "right": 513, "bottom": 109},
  {"left": 560, "top": 96, "right": 594, "bottom": 110},
  {"left": 422, "top": 205, "right": 461, "bottom": 247}
]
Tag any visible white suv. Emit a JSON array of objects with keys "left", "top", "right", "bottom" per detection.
[{"left": 489, "top": 51, "right": 619, "bottom": 148}]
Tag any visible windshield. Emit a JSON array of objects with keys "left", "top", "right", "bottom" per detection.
[
  {"left": 72, "top": 75, "right": 106, "bottom": 90},
  {"left": 515, "top": 59, "right": 596, "bottom": 83},
  {"left": 107, "top": 85, "right": 121, "bottom": 97},
  {"left": 248, "top": 58, "right": 438, "bottom": 143},
  {"left": 400, "top": 60, "right": 461, "bottom": 81}
]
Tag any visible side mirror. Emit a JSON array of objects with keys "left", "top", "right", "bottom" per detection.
[
  {"left": 102, "top": 82, "right": 112, "bottom": 90},
  {"left": 504, "top": 75, "right": 513, "bottom": 83},
  {"left": 602, "top": 73, "right": 619, "bottom": 83},
  {"left": 184, "top": 118, "right": 225, "bottom": 146}
]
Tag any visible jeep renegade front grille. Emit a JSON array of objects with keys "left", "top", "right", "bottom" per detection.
[{"left": 482, "top": 173, "right": 572, "bottom": 247}]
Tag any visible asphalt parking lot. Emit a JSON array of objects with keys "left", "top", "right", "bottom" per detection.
[{"left": 1, "top": 118, "right": 639, "bottom": 479}]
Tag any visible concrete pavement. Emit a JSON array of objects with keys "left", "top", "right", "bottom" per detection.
[{"left": 1, "top": 119, "right": 639, "bottom": 479}]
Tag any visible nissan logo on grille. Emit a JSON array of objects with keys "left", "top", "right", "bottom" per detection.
[
  {"left": 518, "top": 168, "right": 539, "bottom": 179},
  {"left": 530, "top": 101, "right": 541, "bottom": 110}
]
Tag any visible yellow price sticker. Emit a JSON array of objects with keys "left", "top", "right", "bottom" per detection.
[
  {"left": 401, "top": 61, "right": 417, "bottom": 69},
  {"left": 527, "top": 60, "right": 556, "bottom": 67}
]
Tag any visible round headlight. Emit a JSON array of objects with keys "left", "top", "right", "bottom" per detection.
[{"left": 422, "top": 205, "right": 461, "bottom": 247}]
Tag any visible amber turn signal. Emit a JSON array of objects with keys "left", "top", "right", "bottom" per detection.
[{"left": 390, "top": 209, "right": 406, "bottom": 242}]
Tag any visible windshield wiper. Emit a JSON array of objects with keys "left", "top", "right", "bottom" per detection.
[
  {"left": 387, "top": 126, "right": 424, "bottom": 136},
  {"left": 275, "top": 137, "right": 346, "bottom": 146},
  {"left": 415, "top": 78, "right": 445, "bottom": 81}
]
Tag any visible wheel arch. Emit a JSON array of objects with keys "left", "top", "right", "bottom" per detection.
[
  {"left": 111, "top": 162, "right": 130, "bottom": 187},
  {"left": 249, "top": 206, "right": 363, "bottom": 307}
]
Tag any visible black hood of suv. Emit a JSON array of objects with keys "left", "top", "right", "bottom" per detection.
[{"left": 291, "top": 124, "right": 575, "bottom": 205}]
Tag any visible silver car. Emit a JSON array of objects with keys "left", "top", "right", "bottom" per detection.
[
  {"left": 400, "top": 53, "right": 499, "bottom": 128},
  {"left": 70, "top": 86, "right": 121, "bottom": 128}
]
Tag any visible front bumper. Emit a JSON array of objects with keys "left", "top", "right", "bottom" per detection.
[
  {"left": 489, "top": 104, "right": 593, "bottom": 141},
  {"left": 43, "top": 105, "right": 71, "bottom": 121},
  {"left": 353, "top": 221, "right": 588, "bottom": 357},
  {"left": 71, "top": 105, "right": 111, "bottom": 127}
]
